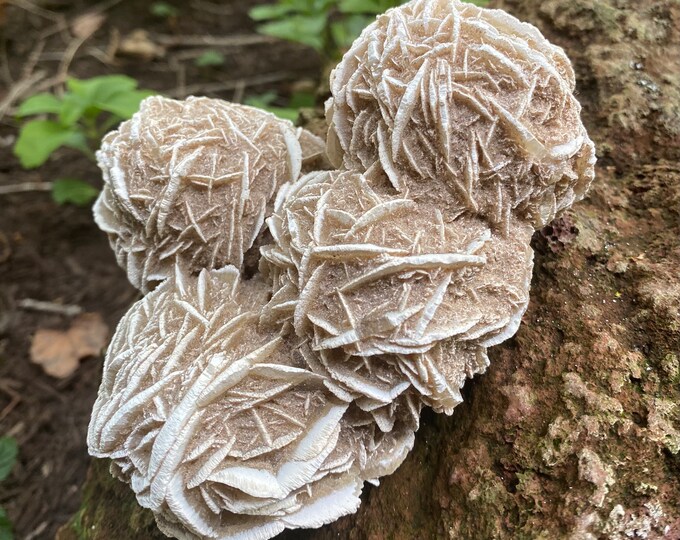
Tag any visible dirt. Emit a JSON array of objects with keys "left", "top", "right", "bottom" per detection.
[
  {"left": 4, "top": 0, "right": 680, "bottom": 540},
  {"left": 0, "top": 1, "right": 319, "bottom": 538}
]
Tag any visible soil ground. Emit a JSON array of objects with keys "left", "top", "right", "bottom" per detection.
[
  {"left": 4, "top": 1, "right": 680, "bottom": 540},
  {"left": 0, "top": 1, "right": 319, "bottom": 538}
]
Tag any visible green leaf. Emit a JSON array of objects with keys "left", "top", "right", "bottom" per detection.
[
  {"left": 13, "top": 120, "right": 87, "bottom": 168},
  {"left": 339, "top": 0, "right": 403, "bottom": 14},
  {"left": 15, "top": 93, "right": 62, "bottom": 117},
  {"left": 289, "top": 90, "right": 315, "bottom": 108},
  {"left": 245, "top": 91, "right": 278, "bottom": 107},
  {"left": 150, "top": 1, "right": 178, "bottom": 17},
  {"left": 52, "top": 178, "right": 99, "bottom": 206},
  {"left": 95, "top": 90, "right": 155, "bottom": 119},
  {"left": 311, "top": 0, "right": 336, "bottom": 14},
  {"left": 463, "top": 0, "right": 489, "bottom": 5},
  {"left": 257, "top": 14, "right": 327, "bottom": 51},
  {"left": 0, "top": 437, "right": 17, "bottom": 483},
  {"left": 249, "top": 4, "right": 298, "bottom": 21},
  {"left": 331, "top": 15, "right": 372, "bottom": 51},
  {"left": 194, "top": 50, "right": 225, "bottom": 67},
  {"left": 262, "top": 106, "right": 300, "bottom": 122},
  {"left": 0, "top": 507, "right": 12, "bottom": 540},
  {"left": 338, "top": 0, "right": 383, "bottom": 14},
  {"left": 244, "top": 94, "right": 299, "bottom": 122},
  {"left": 58, "top": 93, "right": 88, "bottom": 126},
  {"left": 66, "top": 75, "right": 138, "bottom": 106}
]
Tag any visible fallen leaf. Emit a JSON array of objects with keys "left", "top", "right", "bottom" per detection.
[
  {"left": 30, "top": 313, "right": 108, "bottom": 378},
  {"left": 68, "top": 313, "right": 109, "bottom": 358},
  {"left": 30, "top": 330, "right": 78, "bottom": 378},
  {"left": 118, "top": 29, "right": 165, "bottom": 60},
  {"left": 71, "top": 12, "right": 106, "bottom": 39}
]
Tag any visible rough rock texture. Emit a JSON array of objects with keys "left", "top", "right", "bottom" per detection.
[{"left": 59, "top": 0, "right": 680, "bottom": 538}]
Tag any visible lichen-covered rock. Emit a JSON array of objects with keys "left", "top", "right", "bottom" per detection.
[
  {"left": 327, "top": 0, "right": 596, "bottom": 230},
  {"left": 94, "top": 96, "right": 302, "bottom": 292}
]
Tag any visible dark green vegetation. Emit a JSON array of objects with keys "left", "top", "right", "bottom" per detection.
[
  {"left": 0, "top": 437, "right": 17, "bottom": 540},
  {"left": 13, "top": 75, "right": 153, "bottom": 205},
  {"left": 250, "top": 0, "right": 488, "bottom": 60}
]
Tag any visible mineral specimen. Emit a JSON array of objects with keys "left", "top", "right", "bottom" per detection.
[
  {"left": 94, "top": 96, "right": 302, "bottom": 292},
  {"left": 88, "top": 0, "right": 595, "bottom": 538}
]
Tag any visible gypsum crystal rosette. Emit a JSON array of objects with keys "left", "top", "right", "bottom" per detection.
[
  {"left": 94, "top": 96, "right": 303, "bottom": 292},
  {"left": 327, "top": 0, "right": 596, "bottom": 230},
  {"left": 88, "top": 0, "right": 596, "bottom": 537},
  {"left": 261, "top": 169, "right": 534, "bottom": 414},
  {"left": 88, "top": 267, "right": 419, "bottom": 539},
  {"left": 305, "top": 341, "right": 489, "bottom": 418},
  {"left": 262, "top": 169, "right": 534, "bottom": 356}
]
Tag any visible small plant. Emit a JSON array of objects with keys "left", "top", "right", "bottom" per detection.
[
  {"left": 0, "top": 436, "right": 18, "bottom": 540},
  {"left": 250, "top": 0, "right": 404, "bottom": 60},
  {"left": 244, "top": 90, "right": 315, "bottom": 122},
  {"left": 250, "top": 0, "right": 488, "bottom": 61},
  {"left": 194, "top": 50, "right": 226, "bottom": 67},
  {"left": 52, "top": 178, "right": 100, "bottom": 206},
  {"left": 150, "top": 1, "right": 178, "bottom": 18},
  {"left": 14, "top": 75, "right": 154, "bottom": 206}
]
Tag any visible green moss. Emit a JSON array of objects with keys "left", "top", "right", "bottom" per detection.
[
  {"left": 69, "top": 507, "right": 86, "bottom": 539},
  {"left": 661, "top": 354, "right": 680, "bottom": 383},
  {"left": 57, "top": 460, "right": 163, "bottom": 540}
]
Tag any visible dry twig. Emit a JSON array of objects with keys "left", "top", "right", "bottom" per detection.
[
  {"left": 0, "top": 39, "right": 14, "bottom": 86},
  {"left": 0, "top": 232, "right": 10, "bottom": 264},
  {"left": 0, "top": 38, "right": 47, "bottom": 120},
  {"left": 8, "top": 0, "right": 59, "bottom": 20},
  {"left": 0, "top": 182, "right": 52, "bottom": 195},
  {"left": 18, "top": 299, "right": 84, "bottom": 317},
  {"left": 171, "top": 72, "right": 294, "bottom": 97},
  {"left": 156, "top": 34, "right": 274, "bottom": 48},
  {"left": 0, "top": 379, "right": 22, "bottom": 423},
  {"left": 0, "top": 71, "right": 47, "bottom": 120}
]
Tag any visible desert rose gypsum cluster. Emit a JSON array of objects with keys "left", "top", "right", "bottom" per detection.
[{"left": 87, "top": 0, "right": 596, "bottom": 538}]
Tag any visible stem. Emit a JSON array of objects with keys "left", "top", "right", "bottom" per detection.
[
  {"left": 17, "top": 298, "right": 83, "bottom": 317},
  {"left": 100, "top": 115, "right": 123, "bottom": 134},
  {"left": 75, "top": 117, "right": 100, "bottom": 163}
]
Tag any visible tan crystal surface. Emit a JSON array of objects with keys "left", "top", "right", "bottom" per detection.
[
  {"left": 88, "top": 267, "right": 420, "bottom": 539},
  {"left": 94, "top": 96, "right": 302, "bottom": 292},
  {"left": 327, "top": 0, "right": 596, "bottom": 230},
  {"left": 263, "top": 169, "right": 534, "bottom": 356},
  {"left": 298, "top": 127, "right": 332, "bottom": 173},
  {"left": 261, "top": 169, "right": 533, "bottom": 414}
]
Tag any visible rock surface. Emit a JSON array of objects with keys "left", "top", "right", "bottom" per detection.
[{"left": 58, "top": 0, "right": 680, "bottom": 538}]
